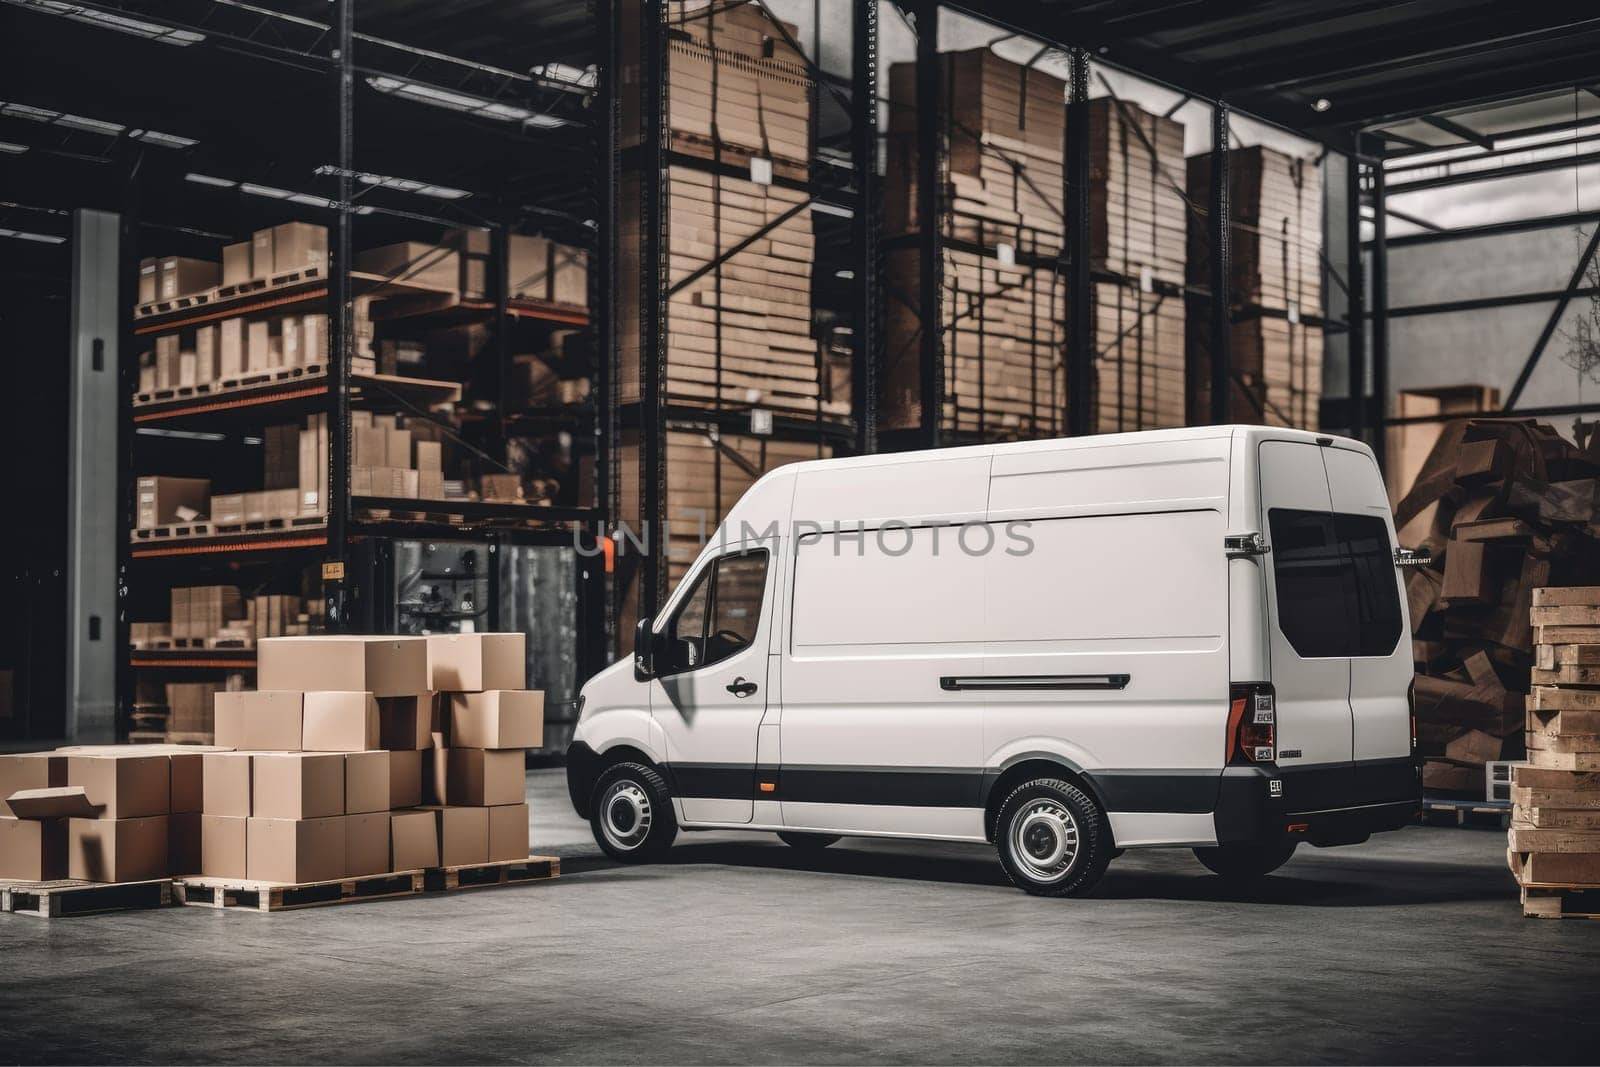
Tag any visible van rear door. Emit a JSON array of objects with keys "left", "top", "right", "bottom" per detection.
[
  {"left": 1258, "top": 440, "right": 1356, "bottom": 804},
  {"left": 1321, "top": 447, "right": 1412, "bottom": 788}
]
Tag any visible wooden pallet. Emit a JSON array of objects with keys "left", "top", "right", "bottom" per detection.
[
  {"left": 135, "top": 266, "right": 326, "bottom": 319},
  {"left": 1420, "top": 797, "right": 1512, "bottom": 829},
  {"left": 0, "top": 878, "right": 172, "bottom": 918},
  {"left": 134, "top": 514, "right": 325, "bottom": 545},
  {"left": 173, "top": 869, "right": 425, "bottom": 912},
  {"left": 134, "top": 363, "right": 328, "bottom": 406},
  {"left": 425, "top": 855, "right": 561, "bottom": 892},
  {"left": 1521, "top": 884, "right": 1600, "bottom": 919}
]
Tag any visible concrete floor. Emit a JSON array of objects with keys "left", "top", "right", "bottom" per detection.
[{"left": 3, "top": 770, "right": 1597, "bottom": 1065}]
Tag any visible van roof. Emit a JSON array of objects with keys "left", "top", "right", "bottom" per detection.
[{"left": 780, "top": 424, "right": 1363, "bottom": 478}]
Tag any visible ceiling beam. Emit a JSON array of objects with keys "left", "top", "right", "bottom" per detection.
[{"left": 1419, "top": 113, "right": 1494, "bottom": 149}]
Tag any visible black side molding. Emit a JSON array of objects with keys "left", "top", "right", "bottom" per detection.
[{"left": 940, "top": 674, "right": 1131, "bottom": 692}]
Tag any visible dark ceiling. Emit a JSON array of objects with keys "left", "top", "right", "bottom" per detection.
[{"left": 966, "top": 0, "right": 1600, "bottom": 144}]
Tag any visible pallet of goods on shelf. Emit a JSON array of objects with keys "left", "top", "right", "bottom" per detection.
[
  {"left": 616, "top": 428, "right": 829, "bottom": 630},
  {"left": 1185, "top": 144, "right": 1323, "bottom": 428},
  {"left": 1508, "top": 586, "right": 1600, "bottom": 919},
  {"left": 1395, "top": 419, "right": 1600, "bottom": 798},
  {"left": 131, "top": 588, "right": 322, "bottom": 653},
  {"left": 621, "top": 1, "right": 839, "bottom": 422},
  {"left": 135, "top": 221, "right": 328, "bottom": 319},
  {"left": 882, "top": 49, "right": 1189, "bottom": 440}
]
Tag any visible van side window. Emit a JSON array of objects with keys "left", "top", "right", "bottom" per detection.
[
  {"left": 663, "top": 549, "right": 769, "bottom": 675},
  {"left": 1268, "top": 508, "right": 1402, "bottom": 658}
]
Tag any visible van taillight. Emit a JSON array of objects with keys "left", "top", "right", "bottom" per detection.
[
  {"left": 1408, "top": 678, "right": 1417, "bottom": 753},
  {"left": 1227, "top": 683, "right": 1276, "bottom": 766}
]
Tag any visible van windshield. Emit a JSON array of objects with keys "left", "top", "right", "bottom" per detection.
[{"left": 1268, "top": 509, "right": 1403, "bottom": 658}]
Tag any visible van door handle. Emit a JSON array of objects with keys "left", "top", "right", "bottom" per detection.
[{"left": 726, "top": 677, "right": 758, "bottom": 697}]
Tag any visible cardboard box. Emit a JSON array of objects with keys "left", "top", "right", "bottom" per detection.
[
  {"left": 251, "top": 752, "right": 344, "bottom": 820},
  {"left": 195, "top": 324, "right": 218, "bottom": 384},
  {"left": 388, "top": 750, "right": 422, "bottom": 809},
  {"left": 202, "top": 752, "right": 253, "bottom": 817},
  {"left": 272, "top": 222, "right": 328, "bottom": 275},
  {"left": 344, "top": 812, "right": 391, "bottom": 876},
  {"left": 391, "top": 809, "right": 439, "bottom": 870},
  {"left": 0, "top": 752, "right": 66, "bottom": 818},
  {"left": 219, "top": 318, "right": 244, "bottom": 379},
  {"left": 169, "top": 811, "right": 202, "bottom": 876},
  {"left": 281, "top": 314, "right": 302, "bottom": 369},
  {"left": 355, "top": 242, "right": 458, "bottom": 292},
  {"left": 302, "top": 314, "right": 328, "bottom": 365},
  {"left": 414, "top": 440, "right": 442, "bottom": 472},
  {"left": 67, "top": 753, "right": 171, "bottom": 819},
  {"left": 0, "top": 816, "right": 67, "bottom": 880},
  {"left": 5, "top": 786, "right": 98, "bottom": 819},
  {"left": 258, "top": 636, "right": 428, "bottom": 697},
  {"left": 427, "top": 633, "right": 526, "bottom": 692},
  {"left": 214, "top": 691, "right": 304, "bottom": 752},
  {"left": 488, "top": 802, "right": 529, "bottom": 862},
  {"left": 247, "top": 320, "right": 271, "bottom": 373},
  {"left": 344, "top": 751, "right": 390, "bottom": 815},
  {"left": 426, "top": 805, "right": 488, "bottom": 866},
  {"left": 210, "top": 493, "right": 246, "bottom": 525},
  {"left": 246, "top": 816, "right": 344, "bottom": 884},
  {"left": 170, "top": 752, "right": 205, "bottom": 814},
  {"left": 68, "top": 815, "right": 169, "bottom": 882},
  {"left": 424, "top": 738, "right": 447, "bottom": 806},
  {"left": 449, "top": 690, "right": 544, "bottom": 750},
  {"left": 252, "top": 227, "right": 275, "bottom": 280},
  {"left": 222, "top": 241, "right": 253, "bottom": 286},
  {"left": 378, "top": 693, "right": 434, "bottom": 750},
  {"left": 302, "top": 692, "right": 381, "bottom": 752},
  {"left": 136, "top": 476, "right": 209, "bottom": 530},
  {"left": 159, "top": 256, "right": 219, "bottom": 301},
  {"left": 444, "top": 749, "right": 525, "bottom": 807},
  {"left": 138, "top": 257, "right": 158, "bottom": 304},
  {"left": 201, "top": 814, "right": 248, "bottom": 878}
]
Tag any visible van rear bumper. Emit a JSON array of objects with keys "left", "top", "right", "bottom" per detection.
[{"left": 1214, "top": 758, "right": 1421, "bottom": 847}]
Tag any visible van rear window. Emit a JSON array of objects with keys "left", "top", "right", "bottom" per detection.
[{"left": 1268, "top": 509, "right": 1403, "bottom": 658}]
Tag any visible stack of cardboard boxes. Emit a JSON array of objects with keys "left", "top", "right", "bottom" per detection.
[
  {"left": 130, "top": 589, "right": 322, "bottom": 652},
  {"left": 203, "top": 632, "right": 539, "bottom": 883},
  {"left": 351, "top": 412, "right": 445, "bottom": 501},
  {"left": 0, "top": 746, "right": 211, "bottom": 882}
]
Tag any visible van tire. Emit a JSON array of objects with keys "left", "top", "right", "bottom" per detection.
[
  {"left": 777, "top": 831, "right": 841, "bottom": 850},
  {"left": 1193, "top": 841, "right": 1297, "bottom": 880},
  {"left": 590, "top": 762, "right": 677, "bottom": 862},
  {"left": 994, "top": 777, "right": 1111, "bottom": 897}
]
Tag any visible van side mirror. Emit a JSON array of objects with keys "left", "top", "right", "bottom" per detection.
[{"left": 634, "top": 616, "right": 657, "bottom": 680}]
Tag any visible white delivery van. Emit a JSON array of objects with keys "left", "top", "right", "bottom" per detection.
[{"left": 567, "top": 426, "right": 1420, "bottom": 896}]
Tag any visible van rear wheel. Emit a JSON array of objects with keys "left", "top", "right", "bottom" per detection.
[
  {"left": 1193, "top": 840, "right": 1297, "bottom": 881},
  {"left": 590, "top": 762, "right": 677, "bottom": 862},
  {"left": 777, "top": 831, "right": 840, "bottom": 850},
  {"left": 994, "top": 777, "right": 1112, "bottom": 897}
]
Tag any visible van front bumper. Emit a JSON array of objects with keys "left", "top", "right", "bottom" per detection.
[{"left": 1213, "top": 758, "right": 1421, "bottom": 847}]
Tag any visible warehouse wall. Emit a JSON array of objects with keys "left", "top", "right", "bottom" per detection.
[{"left": 1381, "top": 222, "right": 1600, "bottom": 410}]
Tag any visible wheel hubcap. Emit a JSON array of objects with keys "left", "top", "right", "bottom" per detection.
[
  {"left": 600, "top": 780, "right": 653, "bottom": 851},
  {"left": 1009, "top": 800, "right": 1079, "bottom": 883}
]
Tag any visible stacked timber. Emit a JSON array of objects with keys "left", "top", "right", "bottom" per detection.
[
  {"left": 1395, "top": 419, "right": 1600, "bottom": 794},
  {"left": 1186, "top": 145, "right": 1323, "bottom": 428},
  {"left": 883, "top": 49, "right": 1188, "bottom": 440},
  {"left": 1508, "top": 586, "right": 1600, "bottom": 919},
  {"left": 618, "top": 1, "right": 839, "bottom": 420}
]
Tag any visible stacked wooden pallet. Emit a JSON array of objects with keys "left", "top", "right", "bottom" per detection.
[
  {"left": 1397, "top": 419, "right": 1600, "bottom": 794},
  {"left": 882, "top": 49, "right": 1188, "bottom": 439},
  {"left": 1186, "top": 145, "right": 1323, "bottom": 428},
  {"left": 1508, "top": 586, "right": 1600, "bottom": 919},
  {"left": 619, "top": 1, "right": 836, "bottom": 421}
]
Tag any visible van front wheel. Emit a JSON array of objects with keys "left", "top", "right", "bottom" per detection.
[
  {"left": 994, "top": 778, "right": 1112, "bottom": 897},
  {"left": 1193, "top": 841, "right": 1296, "bottom": 880},
  {"left": 591, "top": 762, "right": 677, "bottom": 862}
]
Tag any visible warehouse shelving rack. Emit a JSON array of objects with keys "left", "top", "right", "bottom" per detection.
[{"left": 0, "top": 0, "right": 613, "bottom": 742}]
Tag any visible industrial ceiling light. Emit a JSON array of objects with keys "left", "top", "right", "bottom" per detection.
[
  {"left": 184, "top": 172, "right": 237, "bottom": 188},
  {"left": 1313, "top": 98, "right": 1332, "bottom": 113},
  {"left": 3, "top": 0, "right": 204, "bottom": 45},
  {"left": 531, "top": 62, "right": 598, "bottom": 94},
  {"left": 132, "top": 129, "right": 198, "bottom": 149},
  {"left": 0, "top": 227, "right": 66, "bottom": 244},
  {"left": 365, "top": 75, "right": 572, "bottom": 130},
  {"left": 313, "top": 165, "right": 472, "bottom": 201},
  {"left": 0, "top": 141, "right": 27, "bottom": 154},
  {"left": 1, "top": 101, "right": 196, "bottom": 147}
]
